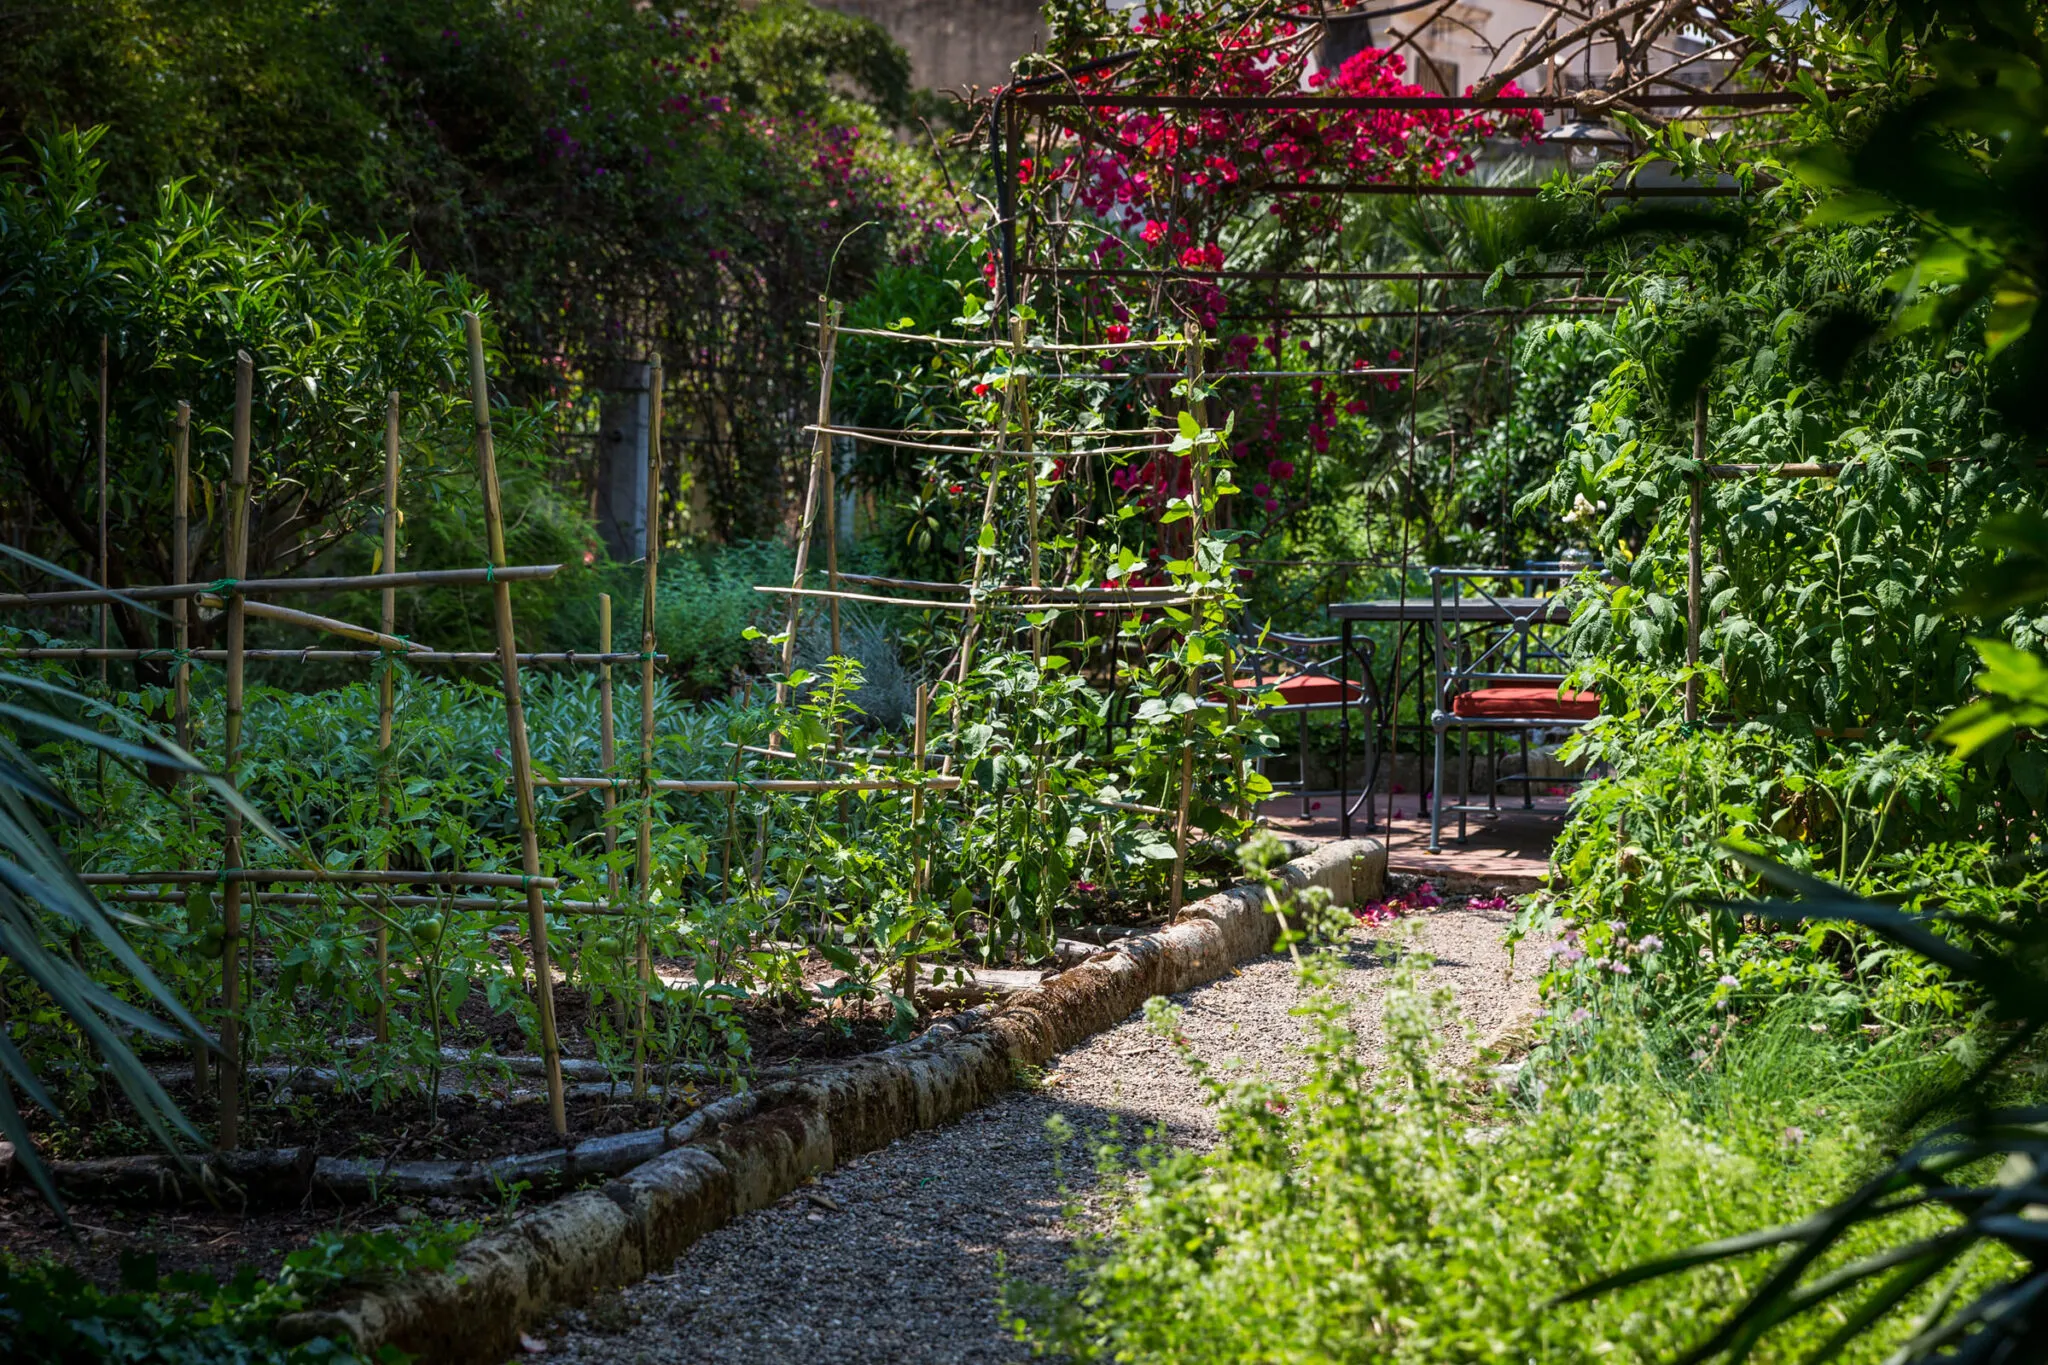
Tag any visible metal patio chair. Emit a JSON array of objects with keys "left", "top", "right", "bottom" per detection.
[
  {"left": 1226, "top": 630, "right": 1376, "bottom": 820},
  {"left": 1428, "top": 567, "right": 1599, "bottom": 853}
]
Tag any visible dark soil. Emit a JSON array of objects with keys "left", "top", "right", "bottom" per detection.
[
  {"left": 0, "top": 1184, "right": 502, "bottom": 1289},
  {"left": 29, "top": 952, "right": 963, "bottom": 1167},
  {"left": 2, "top": 879, "right": 1225, "bottom": 1293}
]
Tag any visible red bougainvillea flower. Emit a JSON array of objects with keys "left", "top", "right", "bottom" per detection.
[
  {"left": 972, "top": 383, "right": 991, "bottom": 397},
  {"left": 1104, "top": 322, "right": 1131, "bottom": 344},
  {"left": 947, "top": 482, "right": 965, "bottom": 494}
]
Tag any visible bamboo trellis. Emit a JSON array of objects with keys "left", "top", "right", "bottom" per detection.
[
  {"left": 765, "top": 300, "right": 1242, "bottom": 918},
  {"left": 0, "top": 319, "right": 688, "bottom": 1143}
]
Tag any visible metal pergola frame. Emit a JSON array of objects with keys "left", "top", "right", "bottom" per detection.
[{"left": 984, "top": 37, "right": 1817, "bottom": 834}]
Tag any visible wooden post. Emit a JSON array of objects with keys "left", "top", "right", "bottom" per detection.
[
  {"left": 171, "top": 400, "right": 202, "bottom": 1094},
  {"left": 779, "top": 300, "right": 842, "bottom": 707},
  {"left": 633, "top": 358, "right": 662, "bottom": 1099},
  {"left": 217, "top": 353, "right": 254, "bottom": 1150},
  {"left": 374, "top": 391, "right": 401, "bottom": 1043},
  {"left": 463, "top": 313, "right": 567, "bottom": 1137},
  {"left": 1686, "top": 388, "right": 1705, "bottom": 727}
]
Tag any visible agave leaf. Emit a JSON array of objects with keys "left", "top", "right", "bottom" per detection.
[
  {"left": 0, "top": 541, "right": 171, "bottom": 622},
  {"left": 1801, "top": 1241, "right": 1971, "bottom": 1365},
  {"left": 0, "top": 1068, "right": 65, "bottom": 1221},
  {"left": 1557, "top": 1197, "right": 1929, "bottom": 1302}
]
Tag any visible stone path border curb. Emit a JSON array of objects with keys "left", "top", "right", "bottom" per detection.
[{"left": 278, "top": 839, "right": 1384, "bottom": 1363}]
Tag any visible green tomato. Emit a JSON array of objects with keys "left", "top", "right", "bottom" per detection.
[
  {"left": 196, "top": 928, "right": 224, "bottom": 958},
  {"left": 594, "top": 935, "right": 623, "bottom": 956},
  {"left": 414, "top": 917, "right": 444, "bottom": 947}
]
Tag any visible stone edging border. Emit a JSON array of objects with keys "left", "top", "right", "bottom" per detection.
[{"left": 278, "top": 839, "right": 1385, "bottom": 1363}]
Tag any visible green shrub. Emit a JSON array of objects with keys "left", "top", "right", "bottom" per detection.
[{"left": 1029, "top": 952, "right": 2024, "bottom": 1363}]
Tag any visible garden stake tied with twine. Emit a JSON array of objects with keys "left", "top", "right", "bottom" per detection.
[
  {"left": 216, "top": 351, "right": 254, "bottom": 1150},
  {"left": 169, "top": 397, "right": 204, "bottom": 1095},
  {"left": 464, "top": 310, "right": 568, "bottom": 1138},
  {"left": 0, "top": 326, "right": 704, "bottom": 1152},
  {"left": 375, "top": 389, "right": 400, "bottom": 1045},
  {"left": 777, "top": 297, "right": 843, "bottom": 716},
  {"left": 634, "top": 357, "right": 662, "bottom": 1099}
]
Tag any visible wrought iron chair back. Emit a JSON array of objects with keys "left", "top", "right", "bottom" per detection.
[
  {"left": 1427, "top": 566, "right": 1595, "bottom": 853},
  {"left": 1228, "top": 629, "right": 1376, "bottom": 819}
]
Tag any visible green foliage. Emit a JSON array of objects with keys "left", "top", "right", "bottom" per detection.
[
  {"left": 0, "top": 128, "right": 486, "bottom": 605},
  {"left": 0, "top": 655, "right": 237, "bottom": 1217},
  {"left": 1031, "top": 942, "right": 2020, "bottom": 1363},
  {"left": 0, "top": 1225, "right": 476, "bottom": 1363},
  {"left": 0, "top": 0, "right": 968, "bottom": 538},
  {"left": 1565, "top": 855, "right": 2048, "bottom": 1363},
  {"left": 277, "top": 1222, "right": 478, "bottom": 1300}
]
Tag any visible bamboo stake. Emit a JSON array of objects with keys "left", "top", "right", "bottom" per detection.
[
  {"left": 911, "top": 684, "right": 930, "bottom": 900},
  {"left": 1686, "top": 388, "right": 1705, "bottom": 727},
  {"left": 820, "top": 303, "right": 842, "bottom": 665},
  {"left": 755, "top": 584, "right": 972, "bottom": 612},
  {"left": 374, "top": 391, "right": 400, "bottom": 1044},
  {"left": 898, "top": 685, "right": 926, "bottom": 1004},
  {"left": 217, "top": 352, "right": 253, "bottom": 1149},
  {"left": 0, "top": 648, "right": 647, "bottom": 664},
  {"left": 0, "top": 565, "right": 560, "bottom": 610},
  {"left": 778, "top": 300, "right": 842, "bottom": 707},
  {"left": 1168, "top": 329, "right": 1207, "bottom": 917},
  {"left": 1186, "top": 330, "right": 1247, "bottom": 818},
  {"left": 96, "top": 337, "right": 109, "bottom": 793},
  {"left": 170, "top": 400, "right": 201, "bottom": 1094},
  {"left": 107, "top": 890, "right": 628, "bottom": 914},
  {"left": 97, "top": 336, "right": 110, "bottom": 684},
  {"left": 81, "top": 870, "right": 564, "bottom": 888},
  {"left": 1012, "top": 318, "right": 1044, "bottom": 667},
  {"left": 196, "top": 596, "right": 431, "bottom": 651},
  {"left": 171, "top": 406, "right": 192, "bottom": 759},
  {"left": 801, "top": 425, "right": 1169, "bottom": 459},
  {"left": 1169, "top": 716, "right": 1197, "bottom": 919},
  {"left": 464, "top": 312, "right": 567, "bottom": 1137},
  {"left": 599, "top": 593, "right": 618, "bottom": 904},
  {"left": 538, "top": 775, "right": 964, "bottom": 794},
  {"left": 634, "top": 359, "right": 662, "bottom": 1099}
]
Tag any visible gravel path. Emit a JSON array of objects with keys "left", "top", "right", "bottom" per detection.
[{"left": 545, "top": 899, "right": 1534, "bottom": 1364}]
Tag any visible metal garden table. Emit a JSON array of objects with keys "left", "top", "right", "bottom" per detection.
[{"left": 1327, "top": 595, "right": 1573, "bottom": 836}]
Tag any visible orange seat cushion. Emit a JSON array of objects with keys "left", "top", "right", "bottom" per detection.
[
  {"left": 1233, "top": 672, "right": 1364, "bottom": 706},
  {"left": 1450, "top": 684, "right": 1599, "bottom": 721}
]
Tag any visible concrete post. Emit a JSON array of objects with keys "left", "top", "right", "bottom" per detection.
[{"left": 595, "top": 361, "right": 651, "bottom": 564}]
